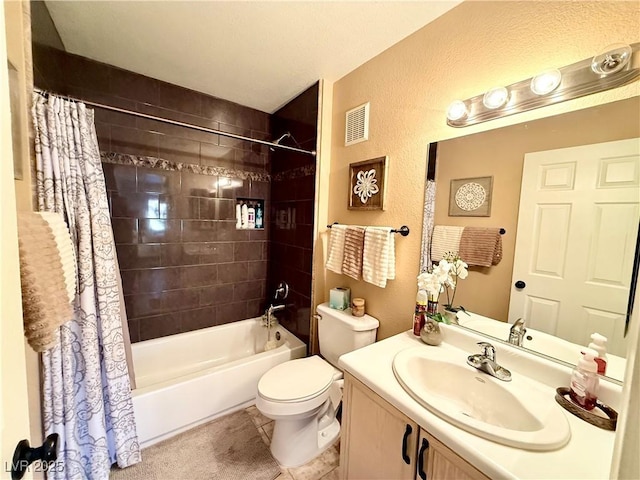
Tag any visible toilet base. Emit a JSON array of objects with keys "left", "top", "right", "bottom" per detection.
[{"left": 269, "top": 412, "right": 340, "bottom": 468}]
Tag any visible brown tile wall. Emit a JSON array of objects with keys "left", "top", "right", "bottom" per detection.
[
  {"left": 268, "top": 83, "right": 319, "bottom": 346},
  {"left": 33, "top": 44, "right": 272, "bottom": 342}
]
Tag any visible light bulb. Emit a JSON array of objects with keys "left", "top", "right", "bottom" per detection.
[
  {"left": 482, "top": 87, "right": 509, "bottom": 109},
  {"left": 591, "top": 43, "right": 632, "bottom": 76},
  {"left": 530, "top": 69, "right": 562, "bottom": 95},
  {"left": 446, "top": 100, "right": 468, "bottom": 121}
]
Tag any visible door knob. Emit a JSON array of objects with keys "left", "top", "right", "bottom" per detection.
[
  {"left": 11, "top": 433, "right": 59, "bottom": 480},
  {"left": 515, "top": 280, "right": 526, "bottom": 289}
]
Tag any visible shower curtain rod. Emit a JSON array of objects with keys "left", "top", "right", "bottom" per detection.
[{"left": 33, "top": 88, "right": 317, "bottom": 157}]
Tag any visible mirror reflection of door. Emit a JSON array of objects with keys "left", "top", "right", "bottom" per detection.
[{"left": 510, "top": 138, "right": 640, "bottom": 357}]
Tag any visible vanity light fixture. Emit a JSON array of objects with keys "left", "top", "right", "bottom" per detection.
[
  {"left": 482, "top": 87, "right": 509, "bottom": 109},
  {"left": 530, "top": 69, "right": 562, "bottom": 95},
  {"left": 591, "top": 43, "right": 632, "bottom": 75},
  {"left": 446, "top": 100, "right": 468, "bottom": 121},
  {"left": 446, "top": 42, "right": 639, "bottom": 127}
]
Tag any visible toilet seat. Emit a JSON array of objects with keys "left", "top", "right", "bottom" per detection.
[{"left": 258, "top": 356, "right": 337, "bottom": 403}]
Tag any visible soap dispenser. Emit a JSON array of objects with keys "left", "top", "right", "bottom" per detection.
[
  {"left": 587, "top": 333, "right": 608, "bottom": 376},
  {"left": 569, "top": 348, "right": 599, "bottom": 411}
]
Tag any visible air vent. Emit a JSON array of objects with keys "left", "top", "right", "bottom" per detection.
[{"left": 345, "top": 102, "right": 370, "bottom": 146}]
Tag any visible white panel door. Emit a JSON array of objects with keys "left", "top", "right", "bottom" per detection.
[{"left": 509, "top": 138, "right": 640, "bottom": 356}]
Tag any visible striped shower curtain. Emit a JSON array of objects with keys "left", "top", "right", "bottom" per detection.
[{"left": 32, "top": 93, "right": 141, "bottom": 479}]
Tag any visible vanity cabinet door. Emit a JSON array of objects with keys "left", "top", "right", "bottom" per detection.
[
  {"left": 340, "top": 373, "right": 418, "bottom": 480},
  {"left": 417, "top": 431, "right": 489, "bottom": 480}
]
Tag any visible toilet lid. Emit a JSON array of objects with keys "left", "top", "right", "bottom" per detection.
[{"left": 259, "top": 356, "right": 336, "bottom": 402}]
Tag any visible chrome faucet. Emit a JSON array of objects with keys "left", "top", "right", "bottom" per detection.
[
  {"left": 467, "top": 342, "right": 512, "bottom": 381},
  {"left": 263, "top": 304, "right": 285, "bottom": 327},
  {"left": 507, "top": 318, "right": 526, "bottom": 346}
]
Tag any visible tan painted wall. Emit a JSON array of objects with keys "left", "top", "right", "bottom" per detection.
[
  {"left": 434, "top": 97, "right": 640, "bottom": 323},
  {"left": 324, "top": 1, "right": 640, "bottom": 340}
]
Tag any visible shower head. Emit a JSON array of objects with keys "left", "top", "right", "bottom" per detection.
[{"left": 270, "top": 132, "right": 292, "bottom": 151}]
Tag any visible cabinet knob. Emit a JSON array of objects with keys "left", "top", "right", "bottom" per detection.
[{"left": 401, "top": 424, "right": 412, "bottom": 465}]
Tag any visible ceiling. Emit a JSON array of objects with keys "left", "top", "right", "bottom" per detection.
[{"left": 45, "top": 1, "right": 462, "bottom": 113}]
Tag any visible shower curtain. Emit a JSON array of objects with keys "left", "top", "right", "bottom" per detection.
[{"left": 32, "top": 93, "right": 141, "bottom": 479}]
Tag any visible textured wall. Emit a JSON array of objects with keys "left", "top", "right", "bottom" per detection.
[{"left": 326, "top": 1, "right": 640, "bottom": 340}]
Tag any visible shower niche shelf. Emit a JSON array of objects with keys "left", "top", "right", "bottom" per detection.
[{"left": 236, "top": 197, "right": 265, "bottom": 230}]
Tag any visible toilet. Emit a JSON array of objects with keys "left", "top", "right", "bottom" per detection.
[{"left": 256, "top": 302, "right": 379, "bottom": 467}]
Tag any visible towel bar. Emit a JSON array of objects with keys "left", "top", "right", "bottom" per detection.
[{"left": 327, "top": 222, "right": 410, "bottom": 237}]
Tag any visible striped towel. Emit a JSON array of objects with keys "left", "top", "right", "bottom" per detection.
[
  {"left": 325, "top": 224, "right": 347, "bottom": 274},
  {"left": 430, "top": 225, "right": 464, "bottom": 262},
  {"left": 459, "top": 227, "right": 503, "bottom": 267},
  {"left": 342, "top": 226, "right": 365, "bottom": 280},
  {"left": 17, "top": 212, "right": 74, "bottom": 352},
  {"left": 39, "top": 212, "right": 77, "bottom": 304},
  {"left": 363, "top": 227, "right": 396, "bottom": 288}
]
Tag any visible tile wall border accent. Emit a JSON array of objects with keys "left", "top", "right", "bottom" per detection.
[
  {"left": 272, "top": 164, "right": 316, "bottom": 182},
  {"left": 101, "top": 151, "right": 271, "bottom": 182}
]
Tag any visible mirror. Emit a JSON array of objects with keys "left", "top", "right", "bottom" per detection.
[{"left": 422, "top": 97, "right": 640, "bottom": 382}]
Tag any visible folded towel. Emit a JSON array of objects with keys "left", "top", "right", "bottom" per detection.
[
  {"left": 363, "top": 227, "right": 396, "bottom": 288},
  {"left": 325, "top": 224, "right": 347, "bottom": 274},
  {"left": 430, "top": 225, "right": 464, "bottom": 262},
  {"left": 17, "top": 213, "right": 74, "bottom": 352},
  {"left": 342, "top": 226, "right": 365, "bottom": 280},
  {"left": 38, "top": 212, "right": 77, "bottom": 304},
  {"left": 458, "top": 227, "right": 503, "bottom": 267}
]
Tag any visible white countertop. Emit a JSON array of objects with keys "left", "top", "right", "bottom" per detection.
[{"left": 338, "top": 325, "right": 621, "bottom": 480}]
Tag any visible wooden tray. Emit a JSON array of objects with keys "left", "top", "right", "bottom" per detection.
[{"left": 555, "top": 387, "right": 617, "bottom": 431}]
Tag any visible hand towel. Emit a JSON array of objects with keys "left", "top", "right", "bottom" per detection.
[
  {"left": 362, "top": 227, "right": 396, "bottom": 288},
  {"left": 430, "top": 225, "right": 464, "bottom": 262},
  {"left": 458, "top": 227, "right": 503, "bottom": 267},
  {"left": 342, "top": 226, "right": 366, "bottom": 280},
  {"left": 325, "top": 224, "right": 347, "bottom": 274},
  {"left": 38, "top": 212, "right": 77, "bottom": 304},
  {"left": 17, "top": 212, "right": 74, "bottom": 352}
]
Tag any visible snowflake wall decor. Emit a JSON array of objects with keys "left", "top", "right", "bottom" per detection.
[
  {"left": 353, "top": 169, "right": 379, "bottom": 203},
  {"left": 348, "top": 156, "right": 387, "bottom": 210},
  {"left": 448, "top": 176, "right": 493, "bottom": 217}
]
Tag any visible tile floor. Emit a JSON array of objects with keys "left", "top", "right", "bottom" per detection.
[{"left": 246, "top": 405, "right": 341, "bottom": 480}]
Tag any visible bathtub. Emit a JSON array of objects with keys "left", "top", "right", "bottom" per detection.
[{"left": 131, "top": 317, "right": 306, "bottom": 447}]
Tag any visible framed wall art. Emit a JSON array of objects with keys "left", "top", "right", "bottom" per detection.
[
  {"left": 348, "top": 156, "right": 387, "bottom": 210},
  {"left": 449, "top": 176, "right": 493, "bottom": 217}
]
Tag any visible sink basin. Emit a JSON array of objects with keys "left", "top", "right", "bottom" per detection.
[{"left": 393, "top": 346, "right": 570, "bottom": 450}]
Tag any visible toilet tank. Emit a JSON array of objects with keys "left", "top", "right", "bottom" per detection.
[{"left": 316, "top": 302, "right": 379, "bottom": 368}]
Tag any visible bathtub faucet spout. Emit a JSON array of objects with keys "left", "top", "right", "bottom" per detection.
[
  {"left": 263, "top": 304, "right": 285, "bottom": 328},
  {"left": 264, "top": 304, "right": 285, "bottom": 351}
]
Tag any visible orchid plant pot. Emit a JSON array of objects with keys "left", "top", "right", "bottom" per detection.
[{"left": 443, "top": 306, "right": 460, "bottom": 325}]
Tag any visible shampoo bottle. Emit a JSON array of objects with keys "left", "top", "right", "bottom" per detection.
[
  {"left": 412, "top": 289, "right": 428, "bottom": 336},
  {"left": 569, "top": 348, "right": 599, "bottom": 410},
  {"left": 241, "top": 202, "right": 248, "bottom": 229},
  {"left": 587, "top": 333, "right": 608, "bottom": 376},
  {"left": 235, "top": 202, "right": 242, "bottom": 229},
  {"left": 247, "top": 202, "right": 256, "bottom": 229},
  {"left": 255, "top": 202, "right": 264, "bottom": 229}
]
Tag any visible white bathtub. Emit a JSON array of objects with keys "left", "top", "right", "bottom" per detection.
[{"left": 131, "top": 317, "right": 306, "bottom": 447}]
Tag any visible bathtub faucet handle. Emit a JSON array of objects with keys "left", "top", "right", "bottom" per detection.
[{"left": 273, "top": 281, "right": 289, "bottom": 301}]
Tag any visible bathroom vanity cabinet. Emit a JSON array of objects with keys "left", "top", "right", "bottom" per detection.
[{"left": 340, "top": 373, "right": 489, "bottom": 480}]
